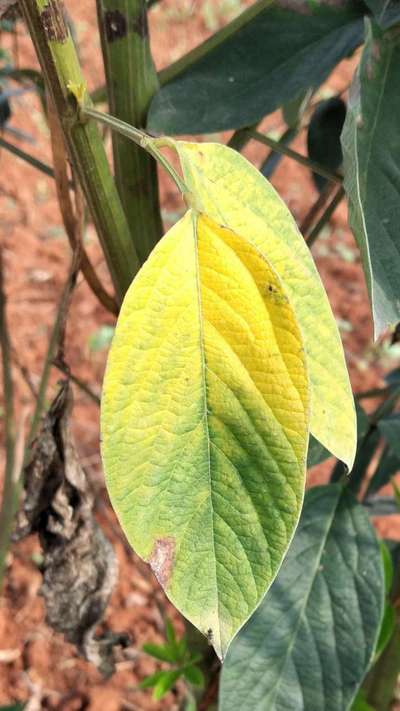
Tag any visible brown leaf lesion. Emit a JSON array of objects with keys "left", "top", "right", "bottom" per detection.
[
  {"left": 14, "top": 381, "right": 127, "bottom": 676},
  {"left": 149, "top": 536, "right": 175, "bottom": 588}
]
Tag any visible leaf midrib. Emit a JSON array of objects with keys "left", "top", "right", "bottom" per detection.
[{"left": 256, "top": 489, "right": 342, "bottom": 710}]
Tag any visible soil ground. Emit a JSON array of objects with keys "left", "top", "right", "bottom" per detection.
[{"left": 1, "top": 1, "right": 400, "bottom": 709}]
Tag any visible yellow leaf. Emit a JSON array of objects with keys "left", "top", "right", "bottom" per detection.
[
  {"left": 101, "top": 210, "right": 309, "bottom": 658},
  {"left": 172, "top": 140, "right": 356, "bottom": 470}
]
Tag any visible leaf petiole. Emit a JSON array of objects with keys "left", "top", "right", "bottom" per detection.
[{"left": 80, "top": 107, "right": 188, "bottom": 195}]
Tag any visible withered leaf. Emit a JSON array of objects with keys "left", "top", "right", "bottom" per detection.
[{"left": 14, "top": 381, "right": 126, "bottom": 676}]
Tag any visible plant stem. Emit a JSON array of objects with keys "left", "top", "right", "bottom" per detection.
[
  {"left": 19, "top": 0, "right": 140, "bottom": 302},
  {"left": 363, "top": 625, "right": 400, "bottom": 711},
  {"left": 305, "top": 185, "right": 345, "bottom": 247},
  {"left": 96, "top": 0, "right": 163, "bottom": 264},
  {"left": 259, "top": 126, "right": 298, "bottom": 179},
  {"left": 0, "top": 135, "right": 57, "bottom": 180},
  {"left": 53, "top": 358, "right": 101, "bottom": 405},
  {"left": 246, "top": 129, "right": 342, "bottom": 185},
  {"left": 227, "top": 124, "right": 258, "bottom": 152},
  {"left": 0, "top": 251, "right": 16, "bottom": 588},
  {"left": 81, "top": 106, "right": 187, "bottom": 194},
  {"left": 47, "top": 97, "right": 118, "bottom": 315}
]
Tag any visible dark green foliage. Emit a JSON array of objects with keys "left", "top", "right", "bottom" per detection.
[
  {"left": 147, "top": 3, "right": 364, "bottom": 134},
  {"left": 220, "top": 486, "right": 384, "bottom": 711},
  {"left": 307, "top": 97, "right": 346, "bottom": 191},
  {"left": 141, "top": 619, "right": 204, "bottom": 700}
]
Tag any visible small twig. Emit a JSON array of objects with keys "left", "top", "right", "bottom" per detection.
[
  {"left": 245, "top": 129, "right": 342, "bottom": 185},
  {"left": 260, "top": 126, "right": 298, "bottom": 179},
  {"left": 356, "top": 386, "right": 392, "bottom": 401},
  {"left": 301, "top": 182, "right": 336, "bottom": 236},
  {"left": 0, "top": 135, "right": 57, "bottom": 180},
  {"left": 198, "top": 664, "right": 220, "bottom": 711},
  {"left": 227, "top": 123, "right": 258, "bottom": 152},
  {"left": 0, "top": 249, "right": 16, "bottom": 588},
  {"left": 47, "top": 98, "right": 119, "bottom": 316},
  {"left": 306, "top": 186, "right": 345, "bottom": 248},
  {"left": 11, "top": 347, "right": 38, "bottom": 398},
  {"left": 53, "top": 358, "right": 100, "bottom": 405},
  {"left": 21, "top": 247, "right": 82, "bottom": 479}
]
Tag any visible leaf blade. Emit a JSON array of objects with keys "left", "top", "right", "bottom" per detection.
[
  {"left": 174, "top": 140, "right": 356, "bottom": 469},
  {"left": 219, "top": 485, "right": 385, "bottom": 711},
  {"left": 341, "top": 20, "right": 400, "bottom": 337},
  {"left": 101, "top": 209, "right": 309, "bottom": 659},
  {"left": 148, "top": 3, "right": 364, "bottom": 134}
]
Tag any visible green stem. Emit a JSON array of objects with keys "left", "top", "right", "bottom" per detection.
[
  {"left": 363, "top": 558, "right": 400, "bottom": 711},
  {"left": 227, "top": 124, "right": 258, "bottom": 152},
  {"left": 363, "top": 624, "right": 400, "bottom": 711},
  {"left": 81, "top": 107, "right": 187, "bottom": 194},
  {"left": 0, "top": 135, "right": 57, "bottom": 180},
  {"left": 0, "top": 252, "right": 16, "bottom": 589},
  {"left": 246, "top": 129, "right": 342, "bottom": 185},
  {"left": 306, "top": 185, "right": 345, "bottom": 247},
  {"left": 19, "top": 0, "right": 140, "bottom": 302},
  {"left": 96, "top": 0, "right": 163, "bottom": 263}
]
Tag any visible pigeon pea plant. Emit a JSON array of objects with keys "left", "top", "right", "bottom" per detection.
[{"left": 1, "top": 0, "right": 400, "bottom": 709}]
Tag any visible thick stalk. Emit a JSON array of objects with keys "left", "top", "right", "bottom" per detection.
[
  {"left": 363, "top": 625, "right": 400, "bottom": 710},
  {"left": 96, "top": 0, "right": 163, "bottom": 263},
  {"left": 19, "top": 0, "right": 140, "bottom": 302}
]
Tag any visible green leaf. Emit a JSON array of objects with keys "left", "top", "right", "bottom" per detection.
[
  {"left": 282, "top": 90, "right": 313, "bottom": 130},
  {"left": 0, "top": 705, "right": 26, "bottom": 711},
  {"left": 101, "top": 209, "right": 310, "bottom": 659},
  {"left": 183, "top": 665, "right": 205, "bottom": 687},
  {"left": 173, "top": 140, "right": 356, "bottom": 468},
  {"left": 165, "top": 618, "right": 177, "bottom": 646},
  {"left": 219, "top": 485, "right": 385, "bottom": 711},
  {"left": 184, "top": 692, "right": 197, "bottom": 711},
  {"left": 364, "top": 0, "right": 400, "bottom": 29},
  {"left": 365, "top": 445, "right": 400, "bottom": 498},
  {"left": 153, "top": 670, "right": 181, "bottom": 700},
  {"left": 351, "top": 690, "right": 376, "bottom": 711},
  {"left": 342, "top": 20, "right": 400, "bottom": 337},
  {"left": 142, "top": 642, "right": 177, "bottom": 663},
  {"left": 307, "top": 97, "right": 346, "bottom": 192},
  {"left": 307, "top": 433, "right": 331, "bottom": 468},
  {"left": 364, "top": 414, "right": 400, "bottom": 498},
  {"left": 380, "top": 541, "right": 394, "bottom": 594},
  {"left": 374, "top": 602, "right": 396, "bottom": 659},
  {"left": 88, "top": 324, "right": 114, "bottom": 352},
  {"left": 307, "top": 403, "right": 368, "bottom": 469},
  {"left": 392, "top": 478, "right": 400, "bottom": 509},
  {"left": 139, "top": 670, "right": 166, "bottom": 690},
  {"left": 147, "top": 2, "right": 364, "bottom": 134},
  {"left": 378, "top": 413, "right": 400, "bottom": 458}
]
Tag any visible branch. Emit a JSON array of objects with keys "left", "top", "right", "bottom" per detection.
[
  {"left": 96, "top": 0, "right": 163, "bottom": 263},
  {"left": 19, "top": 0, "right": 140, "bottom": 302},
  {"left": 246, "top": 129, "right": 342, "bottom": 185},
  {"left": 47, "top": 97, "right": 119, "bottom": 315},
  {"left": 0, "top": 250, "right": 16, "bottom": 588},
  {"left": 0, "top": 135, "right": 57, "bottom": 179},
  {"left": 305, "top": 186, "right": 345, "bottom": 247}
]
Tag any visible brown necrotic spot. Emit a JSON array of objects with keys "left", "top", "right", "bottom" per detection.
[
  {"left": 41, "top": 0, "right": 68, "bottom": 43},
  {"left": 132, "top": 5, "right": 148, "bottom": 39},
  {"left": 149, "top": 537, "right": 175, "bottom": 587},
  {"left": 104, "top": 10, "right": 127, "bottom": 42}
]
